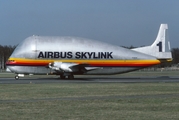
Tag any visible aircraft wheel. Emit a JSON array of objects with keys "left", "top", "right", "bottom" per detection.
[
  {"left": 15, "top": 75, "right": 19, "bottom": 80},
  {"left": 68, "top": 75, "right": 74, "bottom": 79},
  {"left": 60, "top": 75, "right": 66, "bottom": 79}
]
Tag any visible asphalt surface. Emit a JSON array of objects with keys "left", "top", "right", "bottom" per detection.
[{"left": 0, "top": 76, "right": 179, "bottom": 84}]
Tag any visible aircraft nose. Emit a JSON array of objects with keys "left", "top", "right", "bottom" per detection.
[{"left": 6, "top": 59, "right": 16, "bottom": 66}]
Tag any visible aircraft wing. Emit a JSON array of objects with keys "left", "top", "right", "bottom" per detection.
[{"left": 48, "top": 62, "right": 99, "bottom": 73}]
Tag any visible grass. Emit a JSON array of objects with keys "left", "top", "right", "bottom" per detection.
[{"left": 0, "top": 83, "right": 179, "bottom": 120}]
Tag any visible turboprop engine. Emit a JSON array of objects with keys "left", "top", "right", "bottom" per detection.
[{"left": 48, "top": 62, "right": 78, "bottom": 72}]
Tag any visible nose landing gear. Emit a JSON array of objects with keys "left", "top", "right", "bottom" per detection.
[
  {"left": 15, "top": 75, "right": 19, "bottom": 80},
  {"left": 14, "top": 74, "right": 24, "bottom": 80}
]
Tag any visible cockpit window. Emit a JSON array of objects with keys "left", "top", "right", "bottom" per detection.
[{"left": 7, "top": 60, "right": 15, "bottom": 62}]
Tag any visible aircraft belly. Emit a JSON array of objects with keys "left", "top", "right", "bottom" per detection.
[
  {"left": 7, "top": 66, "right": 141, "bottom": 75},
  {"left": 85, "top": 67, "right": 141, "bottom": 75},
  {"left": 36, "top": 67, "right": 52, "bottom": 74},
  {"left": 7, "top": 66, "right": 51, "bottom": 75}
]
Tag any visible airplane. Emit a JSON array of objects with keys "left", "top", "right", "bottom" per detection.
[{"left": 6, "top": 24, "right": 172, "bottom": 80}]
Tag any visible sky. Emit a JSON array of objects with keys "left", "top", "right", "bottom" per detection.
[{"left": 0, "top": 0, "right": 179, "bottom": 48}]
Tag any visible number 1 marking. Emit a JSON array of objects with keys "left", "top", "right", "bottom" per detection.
[{"left": 156, "top": 41, "right": 162, "bottom": 52}]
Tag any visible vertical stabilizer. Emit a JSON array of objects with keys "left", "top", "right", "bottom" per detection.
[
  {"left": 151, "top": 24, "right": 169, "bottom": 52},
  {"left": 132, "top": 24, "right": 172, "bottom": 60}
]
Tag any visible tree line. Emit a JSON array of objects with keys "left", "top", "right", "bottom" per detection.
[
  {"left": 0, "top": 45, "right": 16, "bottom": 69},
  {"left": 0, "top": 45, "right": 179, "bottom": 70}
]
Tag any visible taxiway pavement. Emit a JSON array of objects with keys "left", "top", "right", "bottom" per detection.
[{"left": 0, "top": 76, "right": 179, "bottom": 84}]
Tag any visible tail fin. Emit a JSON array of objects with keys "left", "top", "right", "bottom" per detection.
[{"left": 132, "top": 24, "right": 172, "bottom": 61}]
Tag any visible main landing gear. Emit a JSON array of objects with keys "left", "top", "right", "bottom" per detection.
[{"left": 60, "top": 74, "right": 74, "bottom": 79}]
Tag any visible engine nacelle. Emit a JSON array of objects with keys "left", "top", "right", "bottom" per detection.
[{"left": 49, "top": 62, "right": 77, "bottom": 72}]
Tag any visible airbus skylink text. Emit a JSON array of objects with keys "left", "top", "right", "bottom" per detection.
[{"left": 38, "top": 51, "right": 113, "bottom": 59}]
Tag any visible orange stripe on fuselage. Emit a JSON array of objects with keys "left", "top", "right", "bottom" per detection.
[{"left": 6, "top": 58, "right": 161, "bottom": 67}]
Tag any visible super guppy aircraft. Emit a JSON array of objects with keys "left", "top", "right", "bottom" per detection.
[{"left": 6, "top": 24, "right": 172, "bottom": 80}]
